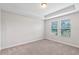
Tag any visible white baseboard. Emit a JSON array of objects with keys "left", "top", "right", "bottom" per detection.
[
  {"left": 47, "top": 38, "right": 79, "bottom": 48},
  {"left": 1, "top": 36, "right": 43, "bottom": 50}
]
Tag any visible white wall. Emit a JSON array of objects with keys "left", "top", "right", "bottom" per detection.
[
  {"left": 45, "top": 11, "right": 79, "bottom": 48},
  {"left": 1, "top": 10, "right": 44, "bottom": 49},
  {"left": 0, "top": 8, "right": 1, "bottom": 50},
  {"left": 75, "top": 3, "right": 79, "bottom": 10}
]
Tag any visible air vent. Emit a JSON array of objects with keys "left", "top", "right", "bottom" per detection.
[{"left": 45, "top": 5, "right": 75, "bottom": 18}]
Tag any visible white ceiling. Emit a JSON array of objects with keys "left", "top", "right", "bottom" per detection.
[{"left": 0, "top": 3, "right": 73, "bottom": 19}]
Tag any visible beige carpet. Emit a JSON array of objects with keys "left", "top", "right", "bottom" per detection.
[{"left": 0, "top": 39, "right": 79, "bottom": 55}]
